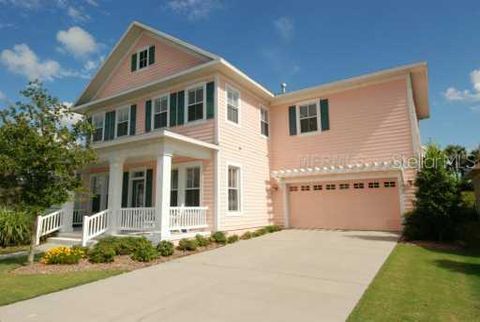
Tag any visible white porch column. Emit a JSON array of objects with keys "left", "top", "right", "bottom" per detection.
[
  {"left": 59, "top": 198, "right": 74, "bottom": 233},
  {"left": 108, "top": 157, "right": 124, "bottom": 234},
  {"left": 155, "top": 151, "right": 172, "bottom": 239}
]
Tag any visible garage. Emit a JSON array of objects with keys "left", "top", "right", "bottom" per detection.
[{"left": 288, "top": 178, "right": 402, "bottom": 231}]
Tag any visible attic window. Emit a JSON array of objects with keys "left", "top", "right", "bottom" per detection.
[{"left": 131, "top": 45, "right": 155, "bottom": 72}]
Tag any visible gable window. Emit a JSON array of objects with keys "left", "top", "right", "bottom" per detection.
[
  {"left": 185, "top": 167, "right": 200, "bottom": 206},
  {"left": 187, "top": 85, "right": 204, "bottom": 122},
  {"left": 326, "top": 184, "right": 336, "bottom": 190},
  {"left": 368, "top": 182, "right": 380, "bottom": 189},
  {"left": 313, "top": 184, "right": 322, "bottom": 190},
  {"left": 92, "top": 114, "right": 104, "bottom": 142},
  {"left": 298, "top": 102, "right": 319, "bottom": 134},
  {"left": 131, "top": 45, "right": 155, "bottom": 72},
  {"left": 260, "top": 107, "right": 269, "bottom": 137},
  {"left": 227, "top": 86, "right": 240, "bottom": 124},
  {"left": 384, "top": 181, "right": 396, "bottom": 188},
  {"left": 354, "top": 182, "right": 364, "bottom": 189},
  {"left": 116, "top": 107, "right": 129, "bottom": 137},
  {"left": 153, "top": 95, "right": 169, "bottom": 129},
  {"left": 228, "top": 165, "right": 241, "bottom": 212}
]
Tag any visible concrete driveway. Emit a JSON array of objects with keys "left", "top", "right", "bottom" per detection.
[{"left": 0, "top": 230, "right": 398, "bottom": 322}]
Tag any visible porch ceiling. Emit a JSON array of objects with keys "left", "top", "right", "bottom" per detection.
[{"left": 93, "top": 129, "right": 218, "bottom": 163}]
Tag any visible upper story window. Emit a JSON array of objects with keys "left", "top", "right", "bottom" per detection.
[
  {"left": 226, "top": 86, "right": 240, "bottom": 124},
  {"left": 260, "top": 107, "right": 269, "bottom": 137},
  {"left": 116, "top": 107, "right": 130, "bottom": 137},
  {"left": 92, "top": 114, "right": 104, "bottom": 142},
  {"left": 187, "top": 85, "right": 205, "bottom": 122},
  {"left": 153, "top": 95, "right": 168, "bottom": 129},
  {"left": 131, "top": 45, "right": 155, "bottom": 72},
  {"left": 298, "top": 102, "right": 319, "bottom": 134},
  {"left": 228, "top": 165, "right": 241, "bottom": 212}
]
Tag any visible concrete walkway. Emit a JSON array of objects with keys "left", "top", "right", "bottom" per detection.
[{"left": 0, "top": 230, "right": 398, "bottom": 322}]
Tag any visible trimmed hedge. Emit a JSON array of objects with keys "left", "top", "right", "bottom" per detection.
[
  {"left": 227, "top": 235, "right": 239, "bottom": 244},
  {"left": 88, "top": 244, "right": 116, "bottom": 263},
  {"left": 177, "top": 238, "right": 199, "bottom": 251},
  {"left": 157, "top": 240, "right": 175, "bottom": 257},
  {"left": 211, "top": 231, "right": 227, "bottom": 244}
]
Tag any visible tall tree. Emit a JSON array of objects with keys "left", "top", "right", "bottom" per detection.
[
  {"left": 444, "top": 144, "right": 468, "bottom": 179},
  {"left": 409, "top": 144, "right": 461, "bottom": 241},
  {"left": 0, "top": 81, "right": 95, "bottom": 263}
]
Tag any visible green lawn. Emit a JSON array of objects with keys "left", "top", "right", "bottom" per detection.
[
  {"left": 348, "top": 243, "right": 480, "bottom": 322},
  {"left": 0, "top": 246, "right": 29, "bottom": 255},
  {"left": 0, "top": 256, "right": 123, "bottom": 306}
]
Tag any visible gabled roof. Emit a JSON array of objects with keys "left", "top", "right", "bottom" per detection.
[{"left": 74, "top": 21, "right": 221, "bottom": 106}]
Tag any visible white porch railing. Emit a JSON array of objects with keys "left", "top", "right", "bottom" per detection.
[
  {"left": 82, "top": 209, "right": 109, "bottom": 246},
  {"left": 73, "top": 209, "right": 87, "bottom": 226},
  {"left": 35, "top": 209, "right": 64, "bottom": 245},
  {"left": 169, "top": 207, "right": 208, "bottom": 230},
  {"left": 119, "top": 207, "right": 156, "bottom": 231}
]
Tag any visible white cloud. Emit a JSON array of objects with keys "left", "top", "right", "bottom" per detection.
[
  {"left": 0, "top": 90, "right": 7, "bottom": 102},
  {"left": 444, "top": 69, "right": 480, "bottom": 101},
  {"left": 85, "top": 0, "right": 98, "bottom": 6},
  {"left": 0, "top": 23, "right": 14, "bottom": 29},
  {"left": 67, "top": 5, "right": 90, "bottom": 22},
  {"left": 56, "top": 26, "right": 98, "bottom": 58},
  {"left": 0, "top": 44, "right": 62, "bottom": 81},
  {"left": 274, "top": 17, "right": 294, "bottom": 42},
  {"left": 59, "top": 101, "right": 83, "bottom": 127},
  {"left": 166, "top": 0, "right": 222, "bottom": 20},
  {"left": 0, "top": 0, "right": 41, "bottom": 9}
]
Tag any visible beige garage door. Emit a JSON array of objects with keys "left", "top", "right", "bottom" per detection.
[{"left": 289, "top": 178, "right": 401, "bottom": 231}]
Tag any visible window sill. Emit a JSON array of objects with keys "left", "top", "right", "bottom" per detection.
[
  {"left": 226, "top": 211, "right": 242, "bottom": 216},
  {"left": 226, "top": 119, "right": 241, "bottom": 127}
]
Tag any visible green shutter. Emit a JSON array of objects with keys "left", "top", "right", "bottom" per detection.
[
  {"left": 177, "top": 90, "right": 184, "bottom": 125},
  {"left": 148, "top": 46, "right": 155, "bottom": 65},
  {"left": 145, "top": 169, "right": 153, "bottom": 207},
  {"left": 130, "top": 104, "right": 136, "bottom": 135},
  {"left": 104, "top": 111, "right": 116, "bottom": 140},
  {"left": 145, "top": 100, "right": 152, "bottom": 132},
  {"left": 131, "top": 53, "right": 137, "bottom": 72},
  {"left": 320, "top": 99, "right": 330, "bottom": 131},
  {"left": 288, "top": 105, "right": 297, "bottom": 136},
  {"left": 170, "top": 92, "right": 177, "bottom": 127},
  {"left": 121, "top": 172, "right": 129, "bottom": 207},
  {"left": 206, "top": 81, "right": 215, "bottom": 119}
]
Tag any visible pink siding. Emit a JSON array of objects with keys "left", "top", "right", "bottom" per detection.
[
  {"left": 217, "top": 75, "right": 274, "bottom": 231},
  {"left": 270, "top": 79, "right": 418, "bottom": 226},
  {"left": 95, "top": 33, "right": 210, "bottom": 100}
]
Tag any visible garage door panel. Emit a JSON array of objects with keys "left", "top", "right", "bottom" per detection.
[{"left": 289, "top": 179, "right": 401, "bottom": 231}]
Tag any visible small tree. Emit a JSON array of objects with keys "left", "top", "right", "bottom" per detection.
[
  {"left": 404, "top": 143, "right": 460, "bottom": 241},
  {"left": 0, "top": 81, "right": 95, "bottom": 263}
]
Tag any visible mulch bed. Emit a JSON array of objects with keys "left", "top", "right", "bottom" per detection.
[{"left": 12, "top": 243, "right": 224, "bottom": 275}]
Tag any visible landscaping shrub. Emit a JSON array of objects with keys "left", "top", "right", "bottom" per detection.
[
  {"left": 96, "top": 236, "right": 150, "bottom": 255},
  {"left": 177, "top": 238, "right": 199, "bottom": 251},
  {"left": 41, "top": 246, "right": 85, "bottom": 265},
  {"left": 253, "top": 228, "right": 267, "bottom": 237},
  {"left": 227, "top": 235, "right": 239, "bottom": 244},
  {"left": 131, "top": 241, "right": 158, "bottom": 262},
  {"left": 88, "top": 244, "right": 116, "bottom": 263},
  {"left": 157, "top": 240, "right": 175, "bottom": 257},
  {"left": 0, "top": 208, "right": 31, "bottom": 247},
  {"left": 211, "top": 231, "right": 227, "bottom": 244},
  {"left": 241, "top": 231, "right": 252, "bottom": 240},
  {"left": 195, "top": 234, "right": 210, "bottom": 247},
  {"left": 265, "top": 225, "right": 282, "bottom": 233}
]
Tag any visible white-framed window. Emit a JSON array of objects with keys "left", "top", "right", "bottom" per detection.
[
  {"left": 185, "top": 167, "right": 201, "bottom": 206},
  {"left": 116, "top": 107, "right": 130, "bottom": 138},
  {"left": 186, "top": 84, "right": 205, "bottom": 122},
  {"left": 260, "top": 107, "right": 269, "bottom": 137},
  {"left": 153, "top": 94, "right": 169, "bottom": 129},
  {"left": 138, "top": 48, "right": 149, "bottom": 70},
  {"left": 298, "top": 101, "right": 319, "bottom": 134},
  {"left": 227, "top": 165, "right": 241, "bottom": 212},
  {"left": 92, "top": 113, "right": 105, "bottom": 142},
  {"left": 226, "top": 85, "right": 240, "bottom": 124}
]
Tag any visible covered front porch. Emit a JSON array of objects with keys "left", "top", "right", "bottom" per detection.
[{"left": 35, "top": 130, "right": 219, "bottom": 246}]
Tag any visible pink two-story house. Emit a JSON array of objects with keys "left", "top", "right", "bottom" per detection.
[{"left": 35, "top": 22, "right": 429, "bottom": 246}]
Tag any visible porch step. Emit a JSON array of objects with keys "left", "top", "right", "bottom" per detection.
[{"left": 46, "top": 236, "right": 84, "bottom": 246}]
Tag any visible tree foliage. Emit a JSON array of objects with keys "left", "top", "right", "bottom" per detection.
[{"left": 0, "top": 81, "right": 95, "bottom": 261}]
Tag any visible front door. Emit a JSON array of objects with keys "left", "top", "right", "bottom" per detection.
[
  {"left": 91, "top": 174, "right": 108, "bottom": 213},
  {"left": 131, "top": 179, "right": 145, "bottom": 207}
]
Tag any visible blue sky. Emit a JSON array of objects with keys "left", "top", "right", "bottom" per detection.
[{"left": 0, "top": 0, "right": 479, "bottom": 149}]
